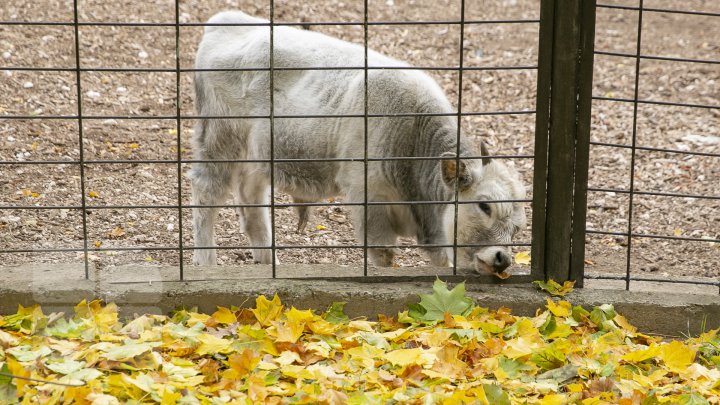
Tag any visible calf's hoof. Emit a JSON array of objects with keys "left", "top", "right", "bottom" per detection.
[
  {"left": 193, "top": 250, "right": 217, "bottom": 266},
  {"left": 369, "top": 248, "right": 400, "bottom": 267}
]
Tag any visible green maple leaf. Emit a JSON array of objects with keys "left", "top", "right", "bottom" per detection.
[
  {"left": 167, "top": 322, "right": 204, "bottom": 344},
  {"left": 45, "top": 318, "right": 86, "bottom": 339},
  {"left": 324, "top": 302, "right": 349, "bottom": 324},
  {"left": 677, "top": 393, "right": 710, "bottom": 405},
  {"left": 532, "top": 280, "right": 575, "bottom": 296},
  {"left": 483, "top": 384, "right": 511, "bottom": 405},
  {"left": 45, "top": 359, "right": 85, "bottom": 375},
  {"left": 498, "top": 356, "right": 533, "bottom": 379},
  {"left": 571, "top": 305, "right": 590, "bottom": 322},
  {"left": 0, "top": 363, "right": 15, "bottom": 404},
  {"left": 536, "top": 363, "right": 578, "bottom": 383},
  {"left": 6, "top": 345, "right": 51, "bottom": 362},
  {"left": 409, "top": 279, "right": 474, "bottom": 322},
  {"left": 60, "top": 368, "right": 103, "bottom": 386},
  {"left": 0, "top": 363, "right": 12, "bottom": 386},
  {"left": 590, "top": 304, "right": 618, "bottom": 331},
  {"left": 539, "top": 314, "right": 557, "bottom": 336},
  {"left": 348, "top": 391, "right": 383, "bottom": 405},
  {"left": 103, "top": 342, "right": 159, "bottom": 361},
  {"left": 530, "top": 346, "right": 566, "bottom": 371}
]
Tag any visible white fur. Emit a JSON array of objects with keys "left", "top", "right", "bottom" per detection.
[{"left": 190, "top": 11, "right": 527, "bottom": 272}]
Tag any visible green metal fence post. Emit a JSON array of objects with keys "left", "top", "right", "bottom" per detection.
[{"left": 531, "top": 0, "right": 596, "bottom": 286}]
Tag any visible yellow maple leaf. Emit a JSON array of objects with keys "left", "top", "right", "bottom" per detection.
[
  {"left": 613, "top": 314, "right": 637, "bottom": 334},
  {"left": 627, "top": 368, "right": 667, "bottom": 389},
  {"left": 252, "top": 294, "right": 283, "bottom": 326},
  {"left": 286, "top": 307, "right": 314, "bottom": 324},
  {"left": 7, "top": 358, "right": 31, "bottom": 395},
  {"left": 315, "top": 224, "right": 327, "bottom": 230},
  {"left": 223, "top": 349, "right": 260, "bottom": 379},
  {"left": 516, "top": 318, "right": 541, "bottom": 339},
  {"left": 502, "top": 337, "right": 536, "bottom": 359},
  {"left": 348, "top": 320, "right": 375, "bottom": 332},
  {"left": 467, "top": 385, "right": 490, "bottom": 405},
  {"left": 546, "top": 298, "right": 571, "bottom": 318},
  {"left": 160, "top": 389, "right": 182, "bottom": 405},
  {"left": 280, "top": 364, "right": 315, "bottom": 380},
  {"left": 307, "top": 317, "right": 339, "bottom": 335},
  {"left": 88, "top": 190, "right": 100, "bottom": 198},
  {"left": 87, "top": 393, "right": 122, "bottom": 404},
  {"left": 347, "top": 344, "right": 385, "bottom": 369},
  {"left": 318, "top": 389, "right": 349, "bottom": 405},
  {"left": 514, "top": 251, "right": 531, "bottom": 265},
  {"left": 196, "top": 333, "right": 232, "bottom": 356},
  {"left": 566, "top": 383, "right": 583, "bottom": 393},
  {"left": 21, "top": 189, "right": 40, "bottom": 198},
  {"left": 659, "top": 340, "right": 696, "bottom": 374},
  {"left": 581, "top": 396, "right": 610, "bottom": 405},
  {"left": 275, "top": 350, "right": 302, "bottom": 366},
  {"left": 186, "top": 312, "right": 211, "bottom": 327},
  {"left": 533, "top": 279, "right": 576, "bottom": 297},
  {"left": 621, "top": 344, "right": 661, "bottom": 363},
  {"left": 211, "top": 307, "right": 237, "bottom": 325},
  {"left": 274, "top": 307, "right": 314, "bottom": 343},
  {"left": 385, "top": 348, "right": 429, "bottom": 367},
  {"left": 547, "top": 322, "right": 574, "bottom": 340},
  {"left": 540, "top": 394, "right": 568, "bottom": 405},
  {"left": 108, "top": 226, "right": 126, "bottom": 238},
  {"left": 63, "top": 387, "right": 93, "bottom": 404},
  {"left": 274, "top": 320, "right": 305, "bottom": 344},
  {"left": 74, "top": 300, "right": 119, "bottom": 333},
  {"left": 246, "top": 374, "right": 270, "bottom": 402},
  {"left": 430, "top": 346, "right": 467, "bottom": 380}
]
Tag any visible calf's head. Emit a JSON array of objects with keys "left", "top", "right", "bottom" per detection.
[{"left": 441, "top": 150, "right": 527, "bottom": 276}]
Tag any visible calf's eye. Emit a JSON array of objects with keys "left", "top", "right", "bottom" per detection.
[{"left": 479, "top": 202, "right": 491, "bottom": 216}]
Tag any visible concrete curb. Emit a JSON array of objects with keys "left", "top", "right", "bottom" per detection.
[{"left": 1, "top": 264, "right": 718, "bottom": 336}]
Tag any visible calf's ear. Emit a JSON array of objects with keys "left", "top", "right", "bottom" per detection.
[
  {"left": 440, "top": 152, "right": 474, "bottom": 191},
  {"left": 480, "top": 141, "right": 492, "bottom": 167}
]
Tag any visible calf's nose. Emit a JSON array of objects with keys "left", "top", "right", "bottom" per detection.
[{"left": 493, "top": 251, "right": 511, "bottom": 272}]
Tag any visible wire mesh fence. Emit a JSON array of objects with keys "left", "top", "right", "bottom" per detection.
[
  {"left": 585, "top": 1, "right": 719, "bottom": 292},
  {"left": 1, "top": 0, "right": 538, "bottom": 283},
  {"left": 0, "top": 0, "right": 717, "bottom": 291}
]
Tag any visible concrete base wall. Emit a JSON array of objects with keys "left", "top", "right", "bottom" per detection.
[{"left": 1, "top": 264, "right": 718, "bottom": 337}]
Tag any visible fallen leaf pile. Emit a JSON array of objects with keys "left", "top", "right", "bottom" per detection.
[
  {"left": 532, "top": 280, "right": 577, "bottom": 297},
  {"left": 1, "top": 280, "right": 718, "bottom": 404}
]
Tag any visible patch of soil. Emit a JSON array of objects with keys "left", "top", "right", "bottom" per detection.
[{"left": 1, "top": 0, "right": 718, "bottom": 283}]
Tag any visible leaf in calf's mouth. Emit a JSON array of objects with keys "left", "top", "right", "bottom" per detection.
[{"left": 495, "top": 271, "right": 511, "bottom": 280}]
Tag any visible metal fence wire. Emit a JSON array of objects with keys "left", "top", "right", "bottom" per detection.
[
  {"left": 0, "top": 0, "right": 718, "bottom": 291},
  {"left": 584, "top": 2, "right": 720, "bottom": 293}
]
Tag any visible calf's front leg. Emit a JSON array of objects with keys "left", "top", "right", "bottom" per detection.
[
  {"left": 190, "top": 162, "right": 233, "bottom": 266},
  {"left": 416, "top": 207, "right": 453, "bottom": 267}
]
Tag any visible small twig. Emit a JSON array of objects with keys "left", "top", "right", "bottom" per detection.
[{"left": 0, "top": 371, "right": 87, "bottom": 388}]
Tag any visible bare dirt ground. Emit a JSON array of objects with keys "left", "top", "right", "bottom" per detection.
[{"left": 0, "top": 0, "right": 718, "bottom": 283}]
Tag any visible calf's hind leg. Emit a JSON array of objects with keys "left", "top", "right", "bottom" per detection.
[
  {"left": 293, "top": 196, "right": 312, "bottom": 234},
  {"left": 237, "top": 171, "right": 275, "bottom": 264},
  {"left": 350, "top": 203, "right": 399, "bottom": 267}
]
